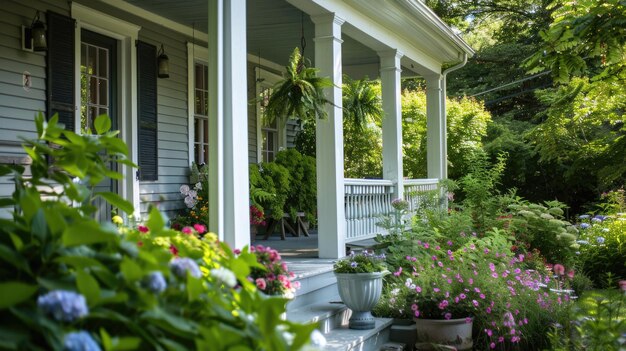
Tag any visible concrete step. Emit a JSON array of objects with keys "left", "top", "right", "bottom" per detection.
[
  {"left": 285, "top": 259, "right": 394, "bottom": 350},
  {"left": 324, "top": 318, "right": 394, "bottom": 351}
]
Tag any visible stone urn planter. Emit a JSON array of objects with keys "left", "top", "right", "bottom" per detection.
[
  {"left": 335, "top": 271, "right": 384, "bottom": 330},
  {"left": 414, "top": 317, "right": 473, "bottom": 351}
]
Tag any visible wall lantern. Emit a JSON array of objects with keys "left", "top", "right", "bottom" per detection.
[
  {"left": 22, "top": 11, "right": 47, "bottom": 52},
  {"left": 157, "top": 44, "right": 170, "bottom": 78}
]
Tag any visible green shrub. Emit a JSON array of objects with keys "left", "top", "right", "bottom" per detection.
[
  {"left": 275, "top": 149, "right": 317, "bottom": 224},
  {"left": 576, "top": 213, "right": 626, "bottom": 288},
  {"left": 250, "top": 162, "right": 290, "bottom": 221},
  {"left": 0, "top": 113, "right": 316, "bottom": 350}
]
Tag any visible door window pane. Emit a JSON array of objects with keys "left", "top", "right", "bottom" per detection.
[{"left": 194, "top": 62, "right": 209, "bottom": 164}]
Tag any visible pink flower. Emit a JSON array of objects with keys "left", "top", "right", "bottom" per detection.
[
  {"left": 437, "top": 261, "right": 443, "bottom": 267},
  {"left": 459, "top": 293, "right": 466, "bottom": 299},
  {"left": 447, "top": 240, "right": 453, "bottom": 246},
  {"left": 193, "top": 224, "right": 206, "bottom": 234},
  {"left": 434, "top": 288, "right": 441, "bottom": 293},
  {"left": 485, "top": 329, "right": 493, "bottom": 337},
  {"left": 567, "top": 270, "right": 575, "bottom": 279},
  {"left": 465, "top": 317, "right": 472, "bottom": 324},
  {"left": 472, "top": 300, "right": 479, "bottom": 307},
  {"left": 553, "top": 264, "right": 565, "bottom": 276},
  {"left": 182, "top": 226, "right": 194, "bottom": 235},
  {"left": 415, "top": 286, "right": 422, "bottom": 293},
  {"left": 444, "top": 313, "right": 452, "bottom": 320},
  {"left": 169, "top": 244, "right": 178, "bottom": 256},
  {"left": 423, "top": 243, "right": 430, "bottom": 249},
  {"left": 138, "top": 225, "right": 149, "bottom": 233},
  {"left": 414, "top": 310, "right": 420, "bottom": 318},
  {"left": 255, "top": 278, "right": 267, "bottom": 290},
  {"left": 411, "top": 304, "right": 419, "bottom": 311},
  {"left": 619, "top": 280, "right": 626, "bottom": 291},
  {"left": 394, "top": 267, "right": 403, "bottom": 276},
  {"left": 490, "top": 342, "right": 496, "bottom": 349},
  {"left": 233, "top": 249, "right": 241, "bottom": 255}
]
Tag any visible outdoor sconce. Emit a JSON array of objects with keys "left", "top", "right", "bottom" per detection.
[
  {"left": 22, "top": 11, "right": 47, "bottom": 52},
  {"left": 157, "top": 44, "right": 170, "bottom": 78}
]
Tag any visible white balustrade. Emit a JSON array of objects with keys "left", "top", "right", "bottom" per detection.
[
  {"left": 403, "top": 178, "right": 439, "bottom": 212},
  {"left": 343, "top": 179, "right": 395, "bottom": 242}
]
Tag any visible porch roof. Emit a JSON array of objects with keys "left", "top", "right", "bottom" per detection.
[{"left": 106, "top": 0, "right": 473, "bottom": 77}]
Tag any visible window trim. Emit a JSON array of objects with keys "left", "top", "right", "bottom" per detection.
[
  {"left": 71, "top": 2, "right": 141, "bottom": 215},
  {"left": 254, "top": 67, "right": 285, "bottom": 163},
  {"left": 187, "top": 43, "right": 209, "bottom": 166}
]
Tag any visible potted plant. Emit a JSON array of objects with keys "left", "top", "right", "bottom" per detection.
[
  {"left": 263, "top": 47, "right": 332, "bottom": 126},
  {"left": 379, "top": 234, "right": 561, "bottom": 351},
  {"left": 334, "top": 250, "right": 387, "bottom": 330}
]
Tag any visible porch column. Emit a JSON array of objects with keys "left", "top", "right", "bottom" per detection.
[
  {"left": 207, "top": 0, "right": 250, "bottom": 249},
  {"left": 425, "top": 75, "right": 447, "bottom": 179},
  {"left": 379, "top": 50, "right": 404, "bottom": 200},
  {"left": 312, "top": 13, "right": 345, "bottom": 259}
]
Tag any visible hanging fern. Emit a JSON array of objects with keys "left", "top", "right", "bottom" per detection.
[
  {"left": 342, "top": 76, "right": 383, "bottom": 130},
  {"left": 263, "top": 47, "right": 333, "bottom": 125}
]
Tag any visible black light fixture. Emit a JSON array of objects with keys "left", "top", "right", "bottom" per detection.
[
  {"left": 23, "top": 11, "right": 47, "bottom": 52},
  {"left": 157, "top": 44, "right": 169, "bottom": 78}
]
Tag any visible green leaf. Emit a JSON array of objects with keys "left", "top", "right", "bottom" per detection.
[
  {"left": 120, "top": 257, "right": 143, "bottom": 283},
  {"left": 56, "top": 256, "right": 108, "bottom": 271},
  {"left": 0, "top": 244, "right": 32, "bottom": 275},
  {"left": 100, "top": 328, "right": 113, "bottom": 351},
  {"left": 76, "top": 269, "right": 101, "bottom": 305},
  {"left": 94, "top": 115, "right": 112, "bottom": 134},
  {"left": 0, "top": 282, "right": 37, "bottom": 309},
  {"left": 145, "top": 207, "right": 166, "bottom": 235},
  {"left": 111, "top": 336, "right": 142, "bottom": 351},
  {"left": 187, "top": 274, "right": 203, "bottom": 301},
  {"left": 96, "top": 192, "right": 134, "bottom": 215},
  {"left": 62, "top": 221, "right": 117, "bottom": 247}
]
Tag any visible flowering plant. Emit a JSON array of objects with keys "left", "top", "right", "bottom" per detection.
[
  {"left": 379, "top": 234, "right": 565, "bottom": 348},
  {"left": 250, "top": 205, "right": 266, "bottom": 226},
  {"left": 245, "top": 245, "right": 300, "bottom": 297},
  {"left": 172, "top": 163, "right": 210, "bottom": 228},
  {"left": 333, "top": 250, "right": 387, "bottom": 274}
]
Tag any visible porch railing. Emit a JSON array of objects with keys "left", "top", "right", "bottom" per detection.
[
  {"left": 344, "top": 179, "right": 394, "bottom": 242},
  {"left": 403, "top": 178, "right": 439, "bottom": 212}
]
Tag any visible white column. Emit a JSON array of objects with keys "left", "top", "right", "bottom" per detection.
[
  {"left": 208, "top": 0, "right": 224, "bottom": 239},
  {"left": 425, "top": 75, "right": 447, "bottom": 179},
  {"left": 208, "top": 0, "right": 250, "bottom": 249},
  {"left": 379, "top": 50, "right": 404, "bottom": 200},
  {"left": 312, "top": 13, "right": 345, "bottom": 259}
]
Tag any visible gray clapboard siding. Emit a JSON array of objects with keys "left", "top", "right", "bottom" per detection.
[{"left": 134, "top": 17, "right": 191, "bottom": 219}]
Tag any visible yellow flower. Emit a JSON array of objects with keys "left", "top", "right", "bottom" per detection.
[{"left": 112, "top": 215, "right": 123, "bottom": 225}]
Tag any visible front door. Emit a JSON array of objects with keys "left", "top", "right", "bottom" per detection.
[{"left": 80, "top": 29, "right": 118, "bottom": 222}]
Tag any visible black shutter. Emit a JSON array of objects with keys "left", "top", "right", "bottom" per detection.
[
  {"left": 46, "top": 12, "right": 75, "bottom": 130},
  {"left": 137, "top": 41, "right": 158, "bottom": 181}
]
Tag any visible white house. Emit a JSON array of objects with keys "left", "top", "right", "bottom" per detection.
[{"left": 0, "top": 0, "right": 473, "bottom": 259}]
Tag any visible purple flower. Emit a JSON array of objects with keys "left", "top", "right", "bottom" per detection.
[
  {"left": 580, "top": 223, "right": 590, "bottom": 229},
  {"left": 144, "top": 271, "right": 167, "bottom": 293},
  {"left": 444, "top": 312, "right": 452, "bottom": 320},
  {"left": 169, "top": 257, "right": 202, "bottom": 279},
  {"left": 64, "top": 331, "right": 101, "bottom": 351},
  {"left": 37, "top": 290, "right": 88, "bottom": 322},
  {"left": 350, "top": 261, "right": 358, "bottom": 268}
]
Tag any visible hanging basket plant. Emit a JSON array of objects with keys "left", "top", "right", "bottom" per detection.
[{"left": 263, "top": 47, "right": 333, "bottom": 125}]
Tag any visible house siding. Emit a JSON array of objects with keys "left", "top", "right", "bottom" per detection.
[{"left": 0, "top": 0, "right": 193, "bottom": 219}]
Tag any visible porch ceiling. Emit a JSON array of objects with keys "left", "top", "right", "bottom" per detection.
[{"left": 121, "top": 0, "right": 416, "bottom": 77}]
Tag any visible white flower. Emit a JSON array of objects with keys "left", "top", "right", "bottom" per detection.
[
  {"left": 188, "top": 190, "right": 198, "bottom": 199},
  {"left": 179, "top": 184, "right": 190, "bottom": 195},
  {"left": 184, "top": 195, "right": 197, "bottom": 208},
  {"left": 194, "top": 182, "right": 202, "bottom": 190},
  {"left": 210, "top": 267, "right": 237, "bottom": 288},
  {"left": 309, "top": 330, "right": 327, "bottom": 348},
  {"left": 391, "top": 288, "right": 400, "bottom": 296}
]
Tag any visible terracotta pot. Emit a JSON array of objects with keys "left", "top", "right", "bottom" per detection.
[
  {"left": 414, "top": 317, "right": 473, "bottom": 351},
  {"left": 335, "top": 272, "right": 384, "bottom": 330}
]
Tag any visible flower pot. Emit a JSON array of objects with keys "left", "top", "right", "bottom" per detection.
[
  {"left": 335, "top": 272, "right": 384, "bottom": 330},
  {"left": 414, "top": 317, "right": 473, "bottom": 351}
]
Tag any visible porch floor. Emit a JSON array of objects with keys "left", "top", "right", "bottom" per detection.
[{"left": 252, "top": 229, "right": 320, "bottom": 258}]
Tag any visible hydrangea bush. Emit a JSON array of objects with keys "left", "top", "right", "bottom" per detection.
[{"left": 0, "top": 113, "right": 317, "bottom": 350}]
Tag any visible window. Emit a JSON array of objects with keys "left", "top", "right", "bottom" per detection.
[
  {"left": 194, "top": 63, "right": 209, "bottom": 165},
  {"left": 259, "top": 86, "right": 278, "bottom": 162},
  {"left": 255, "top": 67, "right": 284, "bottom": 163},
  {"left": 80, "top": 34, "right": 112, "bottom": 133}
]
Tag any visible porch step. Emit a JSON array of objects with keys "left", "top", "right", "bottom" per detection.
[
  {"left": 285, "top": 259, "right": 394, "bottom": 350},
  {"left": 323, "top": 318, "right": 394, "bottom": 351}
]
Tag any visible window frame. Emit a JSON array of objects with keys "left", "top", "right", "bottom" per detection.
[
  {"left": 187, "top": 43, "right": 210, "bottom": 166},
  {"left": 255, "top": 67, "right": 285, "bottom": 163}
]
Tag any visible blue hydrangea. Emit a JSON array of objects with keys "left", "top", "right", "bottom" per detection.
[
  {"left": 596, "top": 237, "right": 605, "bottom": 244},
  {"left": 580, "top": 223, "right": 590, "bottom": 229},
  {"left": 579, "top": 214, "right": 590, "bottom": 219},
  {"left": 169, "top": 257, "right": 202, "bottom": 279},
  {"left": 63, "top": 331, "right": 101, "bottom": 351},
  {"left": 144, "top": 271, "right": 167, "bottom": 293},
  {"left": 350, "top": 261, "right": 358, "bottom": 268},
  {"left": 593, "top": 215, "right": 607, "bottom": 222},
  {"left": 37, "top": 290, "right": 88, "bottom": 322}
]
